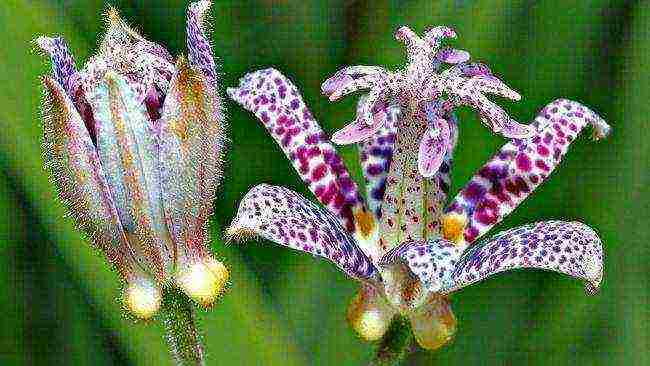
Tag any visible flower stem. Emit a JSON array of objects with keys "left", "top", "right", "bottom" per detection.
[
  {"left": 371, "top": 316, "right": 416, "bottom": 366},
  {"left": 161, "top": 287, "right": 205, "bottom": 366}
]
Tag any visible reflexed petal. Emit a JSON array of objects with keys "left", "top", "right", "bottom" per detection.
[
  {"left": 380, "top": 239, "right": 461, "bottom": 293},
  {"left": 90, "top": 71, "right": 172, "bottom": 280},
  {"left": 186, "top": 0, "right": 218, "bottom": 86},
  {"left": 159, "top": 58, "right": 226, "bottom": 263},
  {"left": 40, "top": 76, "right": 139, "bottom": 281},
  {"left": 35, "top": 36, "right": 77, "bottom": 95},
  {"left": 418, "top": 118, "right": 451, "bottom": 178},
  {"left": 227, "top": 68, "right": 372, "bottom": 239},
  {"left": 347, "top": 285, "right": 397, "bottom": 341},
  {"left": 440, "top": 221, "right": 604, "bottom": 295},
  {"left": 444, "top": 99, "right": 611, "bottom": 244},
  {"left": 321, "top": 65, "right": 387, "bottom": 101},
  {"left": 408, "top": 296, "right": 456, "bottom": 351},
  {"left": 358, "top": 107, "right": 398, "bottom": 219},
  {"left": 227, "top": 184, "right": 378, "bottom": 281}
]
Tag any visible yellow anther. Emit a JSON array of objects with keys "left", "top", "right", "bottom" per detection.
[{"left": 441, "top": 212, "right": 467, "bottom": 245}]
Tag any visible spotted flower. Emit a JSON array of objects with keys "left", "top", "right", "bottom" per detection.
[
  {"left": 36, "top": 0, "right": 228, "bottom": 319},
  {"left": 322, "top": 26, "right": 540, "bottom": 178},
  {"left": 227, "top": 54, "right": 609, "bottom": 351}
]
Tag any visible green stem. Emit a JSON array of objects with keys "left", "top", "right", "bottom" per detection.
[
  {"left": 371, "top": 316, "right": 416, "bottom": 366},
  {"left": 161, "top": 288, "right": 205, "bottom": 366}
]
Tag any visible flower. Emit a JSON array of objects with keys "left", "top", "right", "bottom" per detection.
[
  {"left": 321, "top": 26, "right": 543, "bottom": 178},
  {"left": 36, "top": 0, "right": 227, "bottom": 318},
  {"left": 226, "top": 61, "right": 609, "bottom": 350}
]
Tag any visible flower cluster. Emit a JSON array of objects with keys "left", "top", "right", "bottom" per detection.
[
  {"left": 36, "top": 0, "right": 228, "bottom": 319},
  {"left": 226, "top": 26, "right": 610, "bottom": 350}
]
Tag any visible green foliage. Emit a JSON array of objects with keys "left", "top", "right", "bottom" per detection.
[{"left": 0, "top": 0, "right": 647, "bottom": 365}]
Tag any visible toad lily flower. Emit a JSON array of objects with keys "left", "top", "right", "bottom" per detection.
[
  {"left": 36, "top": 0, "right": 227, "bottom": 319},
  {"left": 322, "top": 25, "right": 537, "bottom": 178},
  {"left": 227, "top": 64, "right": 609, "bottom": 352}
]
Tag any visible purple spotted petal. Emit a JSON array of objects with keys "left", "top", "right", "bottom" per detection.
[
  {"left": 435, "top": 48, "right": 470, "bottom": 64},
  {"left": 418, "top": 118, "right": 451, "bottom": 178},
  {"left": 227, "top": 184, "right": 378, "bottom": 281},
  {"left": 35, "top": 36, "right": 77, "bottom": 95},
  {"left": 358, "top": 109, "right": 398, "bottom": 219},
  {"left": 445, "top": 99, "right": 611, "bottom": 244},
  {"left": 186, "top": 0, "right": 218, "bottom": 86},
  {"left": 227, "top": 68, "right": 371, "bottom": 236},
  {"left": 41, "top": 76, "right": 140, "bottom": 282},
  {"left": 441, "top": 221, "right": 604, "bottom": 295},
  {"left": 380, "top": 238, "right": 461, "bottom": 293}
]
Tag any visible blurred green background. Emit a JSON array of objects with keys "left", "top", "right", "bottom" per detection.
[{"left": 1, "top": 0, "right": 648, "bottom": 365}]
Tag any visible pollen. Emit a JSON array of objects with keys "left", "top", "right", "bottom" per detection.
[
  {"left": 441, "top": 212, "right": 467, "bottom": 245},
  {"left": 123, "top": 278, "right": 162, "bottom": 319}
]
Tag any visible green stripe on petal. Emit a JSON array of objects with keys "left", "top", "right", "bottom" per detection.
[
  {"left": 40, "top": 76, "right": 139, "bottom": 281},
  {"left": 90, "top": 71, "right": 172, "bottom": 281},
  {"left": 159, "top": 57, "right": 226, "bottom": 264}
]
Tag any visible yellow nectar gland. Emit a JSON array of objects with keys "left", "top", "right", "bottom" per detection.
[
  {"left": 123, "top": 279, "right": 162, "bottom": 319},
  {"left": 353, "top": 208, "right": 376, "bottom": 239},
  {"left": 347, "top": 288, "right": 394, "bottom": 341},
  {"left": 176, "top": 259, "right": 229, "bottom": 307},
  {"left": 441, "top": 212, "right": 468, "bottom": 245}
]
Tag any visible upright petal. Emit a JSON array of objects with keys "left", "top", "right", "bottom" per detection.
[
  {"left": 227, "top": 69, "right": 374, "bottom": 244},
  {"left": 90, "top": 72, "right": 173, "bottom": 280},
  {"left": 444, "top": 99, "right": 611, "bottom": 245},
  {"left": 40, "top": 76, "right": 139, "bottom": 281},
  {"left": 379, "top": 104, "right": 456, "bottom": 253},
  {"left": 35, "top": 36, "right": 77, "bottom": 95},
  {"left": 186, "top": 0, "right": 218, "bottom": 86},
  {"left": 227, "top": 184, "right": 378, "bottom": 281},
  {"left": 159, "top": 58, "right": 226, "bottom": 263},
  {"left": 440, "top": 221, "right": 604, "bottom": 295},
  {"left": 357, "top": 107, "right": 398, "bottom": 219}
]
